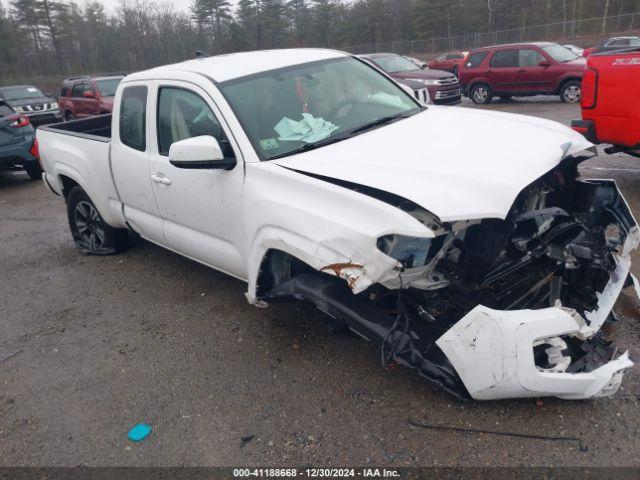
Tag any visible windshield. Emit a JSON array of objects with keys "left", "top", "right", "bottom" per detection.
[
  {"left": 543, "top": 44, "right": 578, "bottom": 62},
  {"left": 374, "top": 55, "right": 421, "bottom": 73},
  {"left": 1, "top": 86, "right": 44, "bottom": 101},
  {"left": 95, "top": 78, "right": 122, "bottom": 97},
  {"left": 219, "top": 57, "right": 421, "bottom": 160}
]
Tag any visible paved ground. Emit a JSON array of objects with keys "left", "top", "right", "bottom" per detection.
[{"left": 1, "top": 97, "right": 640, "bottom": 467}]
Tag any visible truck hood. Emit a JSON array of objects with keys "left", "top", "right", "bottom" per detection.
[{"left": 273, "top": 106, "right": 593, "bottom": 222}]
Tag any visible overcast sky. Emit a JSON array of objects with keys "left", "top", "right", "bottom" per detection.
[{"left": 99, "top": 0, "right": 192, "bottom": 12}]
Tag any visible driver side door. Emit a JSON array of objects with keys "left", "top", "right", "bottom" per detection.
[{"left": 147, "top": 81, "right": 247, "bottom": 280}]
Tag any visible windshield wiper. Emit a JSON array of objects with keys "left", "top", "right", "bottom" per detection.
[
  {"left": 268, "top": 133, "right": 354, "bottom": 160},
  {"left": 347, "top": 111, "right": 416, "bottom": 135}
]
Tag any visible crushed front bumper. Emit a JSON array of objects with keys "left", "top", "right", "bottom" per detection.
[{"left": 436, "top": 183, "right": 640, "bottom": 400}]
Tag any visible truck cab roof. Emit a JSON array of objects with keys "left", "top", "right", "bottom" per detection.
[{"left": 125, "top": 49, "right": 348, "bottom": 84}]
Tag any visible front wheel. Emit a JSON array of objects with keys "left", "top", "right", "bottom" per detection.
[
  {"left": 66, "top": 186, "right": 129, "bottom": 255},
  {"left": 470, "top": 83, "right": 493, "bottom": 104},
  {"left": 560, "top": 81, "right": 582, "bottom": 103},
  {"left": 64, "top": 111, "right": 74, "bottom": 122}
]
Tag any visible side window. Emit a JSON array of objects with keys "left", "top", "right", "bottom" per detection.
[
  {"left": 491, "top": 50, "right": 519, "bottom": 67},
  {"left": 71, "top": 83, "right": 84, "bottom": 97},
  {"left": 519, "top": 49, "right": 546, "bottom": 67},
  {"left": 466, "top": 51, "right": 488, "bottom": 68},
  {"left": 157, "top": 87, "right": 230, "bottom": 157},
  {"left": 119, "top": 86, "right": 147, "bottom": 152},
  {"left": 607, "top": 39, "right": 626, "bottom": 47}
]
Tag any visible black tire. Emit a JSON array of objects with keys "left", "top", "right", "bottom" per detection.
[
  {"left": 560, "top": 80, "right": 582, "bottom": 103},
  {"left": 24, "top": 161, "right": 42, "bottom": 180},
  {"left": 452, "top": 65, "right": 459, "bottom": 77},
  {"left": 64, "top": 111, "right": 73, "bottom": 122},
  {"left": 470, "top": 83, "right": 493, "bottom": 104},
  {"left": 66, "top": 186, "right": 128, "bottom": 255}
]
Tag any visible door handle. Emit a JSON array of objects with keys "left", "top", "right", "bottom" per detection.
[{"left": 151, "top": 174, "right": 172, "bottom": 185}]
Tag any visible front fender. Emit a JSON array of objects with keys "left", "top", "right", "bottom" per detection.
[{"left": 243, "top": 162, "right": 434, "bottom": 303}]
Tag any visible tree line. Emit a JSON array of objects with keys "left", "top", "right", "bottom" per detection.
[{"left": 1, "top": 0, "right": 639, "bottom": 83}]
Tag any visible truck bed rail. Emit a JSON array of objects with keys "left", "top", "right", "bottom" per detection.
[{"left": 39, "top": 114, "right": 112, "bottom": 142}]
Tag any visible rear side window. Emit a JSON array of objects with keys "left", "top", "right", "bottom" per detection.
[
  {"left": 71, "top": 83, "right": 85, "bottom": 97},
  {"left": 491, "top": 50, "right": 519, "bottom": 67},
  {"left": 447, "top": 53, "right": 464, "bottom": 60},
  {"left": 607, "top": 39, "right": 628, "bottom": 47},
  {"left": 466, "top": 52, "right": 488, "bottom": 68},
  {"left": 120, "top": 86, "right": 147, "bottom": 152},
  {"left": 518, "top": 49, "right": 546, "bottom": 67}
]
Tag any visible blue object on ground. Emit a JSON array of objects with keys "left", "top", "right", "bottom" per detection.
[{"left": 127, "top": 423, "right": 152, "bottom": 442}]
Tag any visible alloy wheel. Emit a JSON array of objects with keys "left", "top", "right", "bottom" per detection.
[{"left": 74, "top": 201, "right": 106, "bottom": 252}]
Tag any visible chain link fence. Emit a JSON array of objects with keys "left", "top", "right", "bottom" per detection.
[{"left": 343, "top": 13, "right": 640, "bottom": 56}]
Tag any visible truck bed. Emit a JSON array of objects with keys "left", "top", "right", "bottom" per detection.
[
  {"left": 37, "top": 113, "right": 126, "bottom": 228},
  {"left": 38, "top": 114, "right": 112, "bottom": 141}
]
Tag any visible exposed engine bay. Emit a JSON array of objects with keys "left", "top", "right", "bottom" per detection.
[{"left": 261, "top": 155, "right": 639, "bottom": 401}]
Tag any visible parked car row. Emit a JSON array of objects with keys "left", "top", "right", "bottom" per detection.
[{"left": 0, "top": 73, "right": 124, "bottom": 179}]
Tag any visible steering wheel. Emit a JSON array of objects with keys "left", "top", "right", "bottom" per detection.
[{"left": 327, "top": 98, "right": 358, "bottom": 122}]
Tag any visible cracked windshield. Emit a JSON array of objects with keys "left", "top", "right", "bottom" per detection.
[{"left": 220, "top": 57, "right": 422, "bottom": 160}]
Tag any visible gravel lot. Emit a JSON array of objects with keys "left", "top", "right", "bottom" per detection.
[{"left": 1, "top": 97, "right": 640, "bottom": 467}]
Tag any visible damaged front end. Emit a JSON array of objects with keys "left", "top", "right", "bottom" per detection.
[{"left": 262, "top": 156, "right": 639, "bottom": 401}]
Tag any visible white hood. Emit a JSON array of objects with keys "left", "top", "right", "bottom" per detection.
[{"left": 273, "top": 106, "right": 593, "bottom": 222}]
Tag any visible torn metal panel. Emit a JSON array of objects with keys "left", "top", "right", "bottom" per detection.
[{"left": 436, "top": 305, "right": 633, "bottom": 400}]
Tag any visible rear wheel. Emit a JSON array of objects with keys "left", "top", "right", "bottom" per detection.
[
  {"left": 470, "top": 83, "right": 493, "bottom": 104},
  {"left": 560, "top": 81, "right": 582, "bottom": 103},
  {"left": 452, "top": 65, "right": 459, "bottom": 77},
  {"left": 66, "top": 186, "right": 128, "bottom": 255}
]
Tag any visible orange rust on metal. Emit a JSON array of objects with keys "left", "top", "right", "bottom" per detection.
[
  {"left": 321, "top": 262, "right": 364, "bottom": 290},
  {"left": 320, "top": 262, "right": 364, "bottom": 276}
]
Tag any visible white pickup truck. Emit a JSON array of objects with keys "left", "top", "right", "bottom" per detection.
[{"left": 38, "top": 49, "right": 639, "bottom": 401}]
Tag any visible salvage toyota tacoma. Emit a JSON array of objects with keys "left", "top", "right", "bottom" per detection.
[{"left": 37, "top": 49, "right": 638, "bottom": 401}]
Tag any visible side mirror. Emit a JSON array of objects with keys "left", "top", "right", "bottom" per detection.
[
  {"left": 169, "top": 135, "right": 236, "bottom": 170},
  {"left": 539, "top": 60, "right": 551, "bottom": 67},
  {"left": 83, "top": 90, "right": 96, "bottom": 98}
]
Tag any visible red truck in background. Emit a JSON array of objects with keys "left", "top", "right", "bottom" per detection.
[{"left": 572, "top": 47, "right": 640, "bottom": 157}]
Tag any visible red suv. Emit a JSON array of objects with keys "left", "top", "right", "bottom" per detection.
[
  {"left": 459, "top": 42, "right": 586, "bottom": 104},
  {"left": 58, "top": 74, "right": 124, "bottom": 121},
  {"left": 427, "top": 51, "right": 468, "bottom": 76}
]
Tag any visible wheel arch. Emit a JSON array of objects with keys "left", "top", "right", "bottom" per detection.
[{"left": 556, "top": 76, "right": 582, "bottom": 95}]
